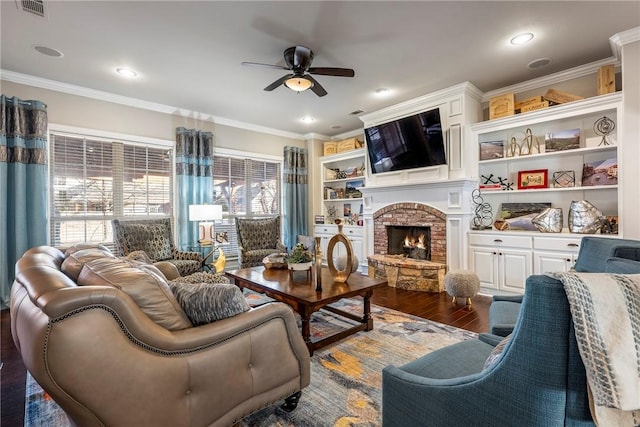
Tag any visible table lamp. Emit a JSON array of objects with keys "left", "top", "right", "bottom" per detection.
[{"left": 188, "top": 204, "right": 223, "bottom": 246}]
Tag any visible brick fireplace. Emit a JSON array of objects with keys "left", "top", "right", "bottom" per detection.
[{"left": 368, "top": 202, "right": 448, "bottom": 292}]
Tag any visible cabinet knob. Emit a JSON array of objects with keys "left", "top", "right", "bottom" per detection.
[
  {"left": 566, "top": 258, "right": 572, "bottom": 262},
  {"left": 494, "top": 239, "right": 503, "bottom": 243},
  {"left": 492, "top": 251, "right": 497, "bottom": 255},
  {"left": 567, "top": 243, "right": 579, "bottom": 247}
]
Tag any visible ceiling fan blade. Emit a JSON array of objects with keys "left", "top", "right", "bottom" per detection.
[
  {"left": 264, "top": 74, "right": 294, "bottom": 91},
  {"left": 305, "top": 75, "right": 328, "bottom": 97},
  {"left": 242, "top": 61, "right": 288, "bottom": 71},
  {"left": 308, "top": 67, "right": 355, "bottom": 77},
  {"left": 293, "top": 46, "right": 312, "bottom": 70}
]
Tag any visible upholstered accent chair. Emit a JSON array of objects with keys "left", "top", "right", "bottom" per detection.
[
  {"left": 235, "top": 216, "right": 287, "bottom": 268},
  {"left": 112, "top": 218, "right": 203, "bottom": 276},
  {"left": 382, "top": 273, "right": 596, "bottom": 426}
]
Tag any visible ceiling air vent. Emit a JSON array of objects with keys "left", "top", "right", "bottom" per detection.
[{"left": 20, "top": 0, "right": 46, "bottom": 18}]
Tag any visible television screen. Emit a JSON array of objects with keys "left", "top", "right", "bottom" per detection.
[{"left": 365, "top": 108, "right": 446, "bottom": 174}]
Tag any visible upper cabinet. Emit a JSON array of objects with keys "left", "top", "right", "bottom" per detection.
[{"left": 471, "top": 92, "right": 622, "bottom": 235}]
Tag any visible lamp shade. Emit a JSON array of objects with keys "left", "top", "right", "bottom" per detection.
[
  {"left": 188, "top": 204, "right": 223, "bottom": 221},
  {"left": 285, "top": 77, "right": 313, "bottom": 92}
]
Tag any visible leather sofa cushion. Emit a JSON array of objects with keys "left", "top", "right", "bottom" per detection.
[
  {"left": 61, "top": 247, "right": 115, "bottom": 281},
  {"left": 168, "top": 281, "right": 250, "bottom": 326},
  {"left": 77, "top": 257, "right": 192, "bottom": 330}
]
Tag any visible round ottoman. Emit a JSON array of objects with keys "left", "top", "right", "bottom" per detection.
[{"left": 444, "top": 270, "right": 480, "bottom": 306}]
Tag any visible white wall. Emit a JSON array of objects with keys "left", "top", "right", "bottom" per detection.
[{"left": 1, "top": 80, "right": 303, "bottom": 155}]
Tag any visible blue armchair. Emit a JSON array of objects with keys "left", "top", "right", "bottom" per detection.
[
  {"left": 382, "top": 273, "right": 595, "bottom": 426},
  {"left": 489, "top": 236, "right": 640, "bottom": 336}
]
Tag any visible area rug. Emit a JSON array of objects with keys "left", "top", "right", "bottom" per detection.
[{"left": 25, "top": 296, "right": 477, "bottom": 427}]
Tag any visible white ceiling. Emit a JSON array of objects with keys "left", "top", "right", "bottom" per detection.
[{"left": 1, "top": 1, "right": 639, "bottom": 138}]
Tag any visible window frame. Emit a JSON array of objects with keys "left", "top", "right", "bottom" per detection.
[{"left": 48, "top": 124, "right": 175, "bottom": 249}]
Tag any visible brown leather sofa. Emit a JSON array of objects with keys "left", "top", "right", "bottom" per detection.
[{"left": 10, "top": 245, "right": 310, "bottom": 427}]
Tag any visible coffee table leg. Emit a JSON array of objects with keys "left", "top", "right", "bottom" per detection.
[
  {"left": 363, "top": 290, "right": 374, "bottom": 330},
  {"left": 300, "top": 306, "right": 313, "bottom": 353}
]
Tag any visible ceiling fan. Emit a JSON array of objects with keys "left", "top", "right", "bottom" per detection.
[{"left": 242, "top": 45, "right": 355, "bottom": 97}]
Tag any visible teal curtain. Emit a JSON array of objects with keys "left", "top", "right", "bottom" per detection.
[
  {"left": 283, "top": 146, "right": 308, "bottom": 250},
  {"left": 0, "top": 95, "right": 48, "bottom": 308},
  {"left": 175, "top": 127, "right": 214, "bottom": 249}
]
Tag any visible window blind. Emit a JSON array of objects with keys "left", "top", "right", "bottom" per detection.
[
  {"left": 212, "top": 154, "right": 281, "bottom": 259},
  {"left": 49, "top": 132, "right": 173, "bottom": 249}
]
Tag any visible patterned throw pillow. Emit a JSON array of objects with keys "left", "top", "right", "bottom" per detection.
[
  {"left": 168, "top": 282, "right": 251, "bottom": 326},
  {"left": 483, "top": 334, "right": 512, "bottom": 370}
]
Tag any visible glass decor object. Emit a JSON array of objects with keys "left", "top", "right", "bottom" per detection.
[
  {"left": 532, "top": 208, "right": 563, "bottom": 233},
  {"left": 568, "top": 200, "right": 606, "bottom": 234}
]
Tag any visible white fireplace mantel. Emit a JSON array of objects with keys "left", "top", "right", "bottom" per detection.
[{"left": 360, "top": 178, "right": 477, "bottom": 271}]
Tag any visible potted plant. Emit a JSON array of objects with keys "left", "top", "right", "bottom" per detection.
[{"left": 285, "top": 242, "right": 313, "bottom": 270}]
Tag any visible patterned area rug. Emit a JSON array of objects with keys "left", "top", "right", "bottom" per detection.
[{"left": 25, "top": 294, "right": 476, "bottom": 427}]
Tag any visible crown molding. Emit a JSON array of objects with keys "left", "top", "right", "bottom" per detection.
[
  {"left": 481, "top": 57, "right": 620, "bottom": 102},
  {"left": 610, "top": 26, "right": 640, "bottom": 60},
  {"left": 0, "top": 69, "right": 306, "bottom": 140}
]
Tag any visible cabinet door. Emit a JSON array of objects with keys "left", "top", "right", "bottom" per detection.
[
  {"left": 349, "top": 237, "right": 364, "bottom": 271},
  {"left": 500, "top": 249, "right": 532, "bottom": 293},
  {"left": 469, "top": 246, "right": 499, "bottom": 290},
  {"left": 534, "top": 251, "right": 574, "bottom": 274}
]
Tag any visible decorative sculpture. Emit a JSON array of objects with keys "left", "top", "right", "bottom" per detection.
[
  {"left": 568, "top": 200, "right": 606, "bottom": 234},
  {"left": 532, "top": 208, "right": 563, "bottom": 233},
  {"left": 314, "top": 236, "right": 323, "bottom": 291},
  {"left": 326, "top": 220, "right": 355, "bottom": 282},
  {"left": 470, "top": 189, "right": 493, "bottom": 230},
  {"left": 594, "top": 116, "right": 616, "bottom": 146}
]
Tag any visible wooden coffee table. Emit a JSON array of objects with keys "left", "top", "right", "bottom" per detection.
[{"left": 226, "top": 266, "right": 388, "bottom": 355}]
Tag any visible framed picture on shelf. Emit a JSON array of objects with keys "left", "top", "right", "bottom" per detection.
[
  {"left": 582, "top": 158, "right": 618, "bottom": 186},
  {"left": 345, "top": 179, "right": 364, "bottom": 198},
  {"left": 314, "top": 215, "right": 325, "bottom": 225},
  {"left": 343, "top": 203, "right": 352, "bottom": 217},
  {"left": 479, "top": 140, "right": 505, "bottom": 160},
  {"left": 544, "top": 128, "right": 580, "bottom": 152},
  {"left": 497, "top": 202, "right": 552, "bottom": 231},
  {"left": 517, "top": 169, "right": 548, "bottom": 190},
  {"left": 552, "top": 170, "right": 575, "bottom": 188}
]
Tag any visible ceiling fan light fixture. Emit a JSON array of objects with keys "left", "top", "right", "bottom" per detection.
[{"left": 285, "top": 76, "right": 313, "bottom": 92}]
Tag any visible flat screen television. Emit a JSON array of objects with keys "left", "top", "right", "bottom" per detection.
[{"left": 365, "top": 108, "right": 446, "bottom": 174}]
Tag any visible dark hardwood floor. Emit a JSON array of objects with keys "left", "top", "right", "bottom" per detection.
[{"left": 1, "top": 287, "right": 490, "bottom": 427}]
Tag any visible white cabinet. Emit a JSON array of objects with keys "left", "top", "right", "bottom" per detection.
[
  {"left": 319, "top": 149, "right": 366, "bottom": 226},
  {"left": 471, "top": 93, "right": 622, "bottom": 236},
  {"left": 469, "top": 231, "right": 587, "bottom": 293},
  {"left": 314, "top": 224, "right": 365, "bottom": 271},
  {"left": 468, "top": 233, "right": 532, "bottom": 293},
  {"left": 533, "top": 236, "right": 582, "bottom": 274}
]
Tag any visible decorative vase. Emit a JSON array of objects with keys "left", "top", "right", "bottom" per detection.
[
  {"left": 532, "top": 208, "right": 563, "bottom": 233},
  {"left": 568, "top": 200, "right": 606, "bottom": 234},
  {"left": 326, "top": 223, "right": 354, "bottom": 282}
]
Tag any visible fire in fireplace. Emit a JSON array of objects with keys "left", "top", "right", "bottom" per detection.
[{"left": 386, "top": 225, "right": 431, "bottom": 260}]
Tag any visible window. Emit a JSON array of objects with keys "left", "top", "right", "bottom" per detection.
[
  {"left": 49, "top": 129, "right": 173, "bottom": 249},
  {"left": 212, "top": 151, "right": 282, "bottom": 258}
]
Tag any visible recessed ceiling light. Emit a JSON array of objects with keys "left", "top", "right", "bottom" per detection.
[
  {"left": 375, "top": 88, "right": 391, "bottom": 96},
  {"left": 33, "top": 45, "right": 63, "bottom": 58},
  {"left": 330, "top": 125, "right": 342, "bottom": 130},
  {"left": 510, "top": 32, "right": 534, "bottom": 45},
  {"left": 300, "top": 116, "right": 315, "bottom": 124},
  {"left": 115, "top": 67, "right": 138, "bottom": 78}
]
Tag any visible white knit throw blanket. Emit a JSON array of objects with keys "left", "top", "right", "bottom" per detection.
[{"left": 554, "top": 272, "right": 640, "bottom": 427}]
